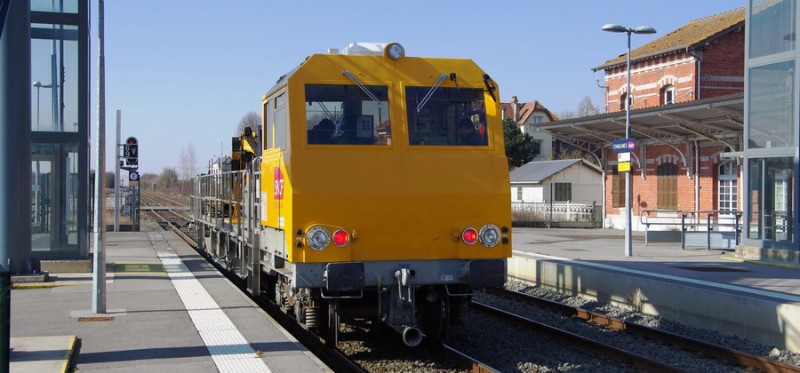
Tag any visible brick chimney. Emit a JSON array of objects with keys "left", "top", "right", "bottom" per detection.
[{"left": 511, "top": 96, "right": 520, "bottom": 122}]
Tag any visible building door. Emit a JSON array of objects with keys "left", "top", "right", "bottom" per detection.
[
  {"left": 718, "top": 162, "right": 739, "bottom": 230},
  {"left": 31, "top": 154, "right": 59, "bottom": 252},
  {"left": 748, "top": 157, "right": 794, "bottom": 243}
]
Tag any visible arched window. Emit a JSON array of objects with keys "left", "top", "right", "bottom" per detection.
[
  {"left": 718, "top": 162, "right": 738, "bottom": 213},
  {"left": 619, "top": 93, "right": 629, "bottom": 111},
  {"left": 661, "top": 85, "right": 677, "bottom": 105},
  {"left": 657, "top": 163, "right": 679, "bottom": 210}
]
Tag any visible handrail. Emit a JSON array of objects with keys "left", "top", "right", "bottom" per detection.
[{"left": 639, "top": 209, "right": 743, "bottom": 250}]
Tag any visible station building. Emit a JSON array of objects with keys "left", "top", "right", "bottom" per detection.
[
  {"left": 543, "top": 8, "right": 745, "bottom": 233},
  {"left": 542, "top": 5, "right": 799, "bottom": 263}
]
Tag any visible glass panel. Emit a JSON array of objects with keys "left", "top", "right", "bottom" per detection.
[
  {"left": 31, "top": 0, "right": 79, "bottom": 13},
  {"left": 31, "top": 158, "right": 53, "bottom": 250},
  {"left": 749, "top": 0, "right": 796, "bottom": 58},
  {"left": 30, "top": 25, "right": 79, "bottom": 133},
  {"left": 748, "top": 157, "right": 794, "bottom": 242},
  {"left": 305, "top": 84, "right": 391, "bottom": 145},
  {"left": 66, "top": 150, "right": 79, "bottom": 245},
  {"left": 265, "top": 100, "right": 273, "bottom": 149},
  {"left": 31, "top": 143, "right": 80, "bottom": 253},
  {"left": 406, "top": 87, "right": 487, "bottom": 146},
  {"left": 747, "top": 61, "right": 794, "bottom": 149}
]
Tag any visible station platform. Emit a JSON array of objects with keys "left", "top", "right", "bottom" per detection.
[
  {"left": 9, "top": 231, "right": 331, "bottom": 372},
  {"left": 508, "top": 227, "right": 800, "bottom": 353}
]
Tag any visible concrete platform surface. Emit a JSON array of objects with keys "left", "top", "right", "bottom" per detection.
[
  {"left": 10, "top": 335, "right": 76, "bottom": 373},
  {"left": 9, "top": 231, "right": 331, "bottom": 373},
  {"left": 508, "top": 227, "right": 800, "bottom": 352}
]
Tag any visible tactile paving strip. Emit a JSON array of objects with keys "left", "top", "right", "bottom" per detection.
[{"left": 148, "top": 233, "right": 271, "bottom": 373}]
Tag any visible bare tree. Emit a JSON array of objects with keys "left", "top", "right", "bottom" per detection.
[
  {"left": 558, "top": 110, "right": 577, "bottom": 120},
  {"left": 158, "top": 167, "right": 179, "bottom": 193},
  {"left": 577, "top": 96, "right": 601, "bottom": 117},
  {"left": 236, "top": 112, "right": 261, "bottom": 135},
  {"left": 558, "top": 96, "right": 600, "bottom": 120},
  {"left": 179, "top": 143, "right": 197, "bottom": 196}
]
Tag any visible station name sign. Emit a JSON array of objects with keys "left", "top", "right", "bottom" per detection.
[{"left": 612, "top": 138, "right": 636, "bottom": 153}]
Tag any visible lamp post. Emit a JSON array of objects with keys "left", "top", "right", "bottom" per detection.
[
  {"left": 602, "top": 24, "right": 656, "bottom": 257},
  {"left": 32, "top": 81, "right": 53, "bottom": 131}
]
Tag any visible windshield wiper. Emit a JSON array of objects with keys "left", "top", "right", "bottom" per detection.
[
  {"left": 416, "top": 74, "right": 447, "bottom": 113},
  {"left": 342, "top": 70, "right": 383, "bottom": 129},
  {"left": 342, "top": 71, "right": 381, "bottom": 105},
  {"left": 483, "top": 74, "right": 497, "bottom": 102}
]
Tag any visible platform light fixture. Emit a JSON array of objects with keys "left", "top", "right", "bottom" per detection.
[{"left": 602, "top": 23, "right": 656, "bottom": 257}]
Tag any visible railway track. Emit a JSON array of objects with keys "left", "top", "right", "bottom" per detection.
[
  {"left": 139, "top": 190, "right": 191, "bottom": 228},
  {"left": 476, "top": 288, "right": 800, "bottom": 372},
  {"left": 136, "top": 191, "right": 800, "bottom": 372},
  {"left": 142, "top": 191, "right": 488, "bottom": 371}
]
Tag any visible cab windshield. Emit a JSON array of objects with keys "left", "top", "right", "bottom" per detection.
[
  {"left": 406, "top": 87, "right": 488, "bottom": 146},
  {"left": 305, "top": 84, "right": 391, "bottom": 145}
]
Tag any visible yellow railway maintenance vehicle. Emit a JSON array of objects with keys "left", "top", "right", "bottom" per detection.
[{"left": 191, "top": 42, "right": 511, "bottom": 347}]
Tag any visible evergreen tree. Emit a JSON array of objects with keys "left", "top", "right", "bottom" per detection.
[{"left": 503, "top": 119, "right": 536, "bottom": 169}]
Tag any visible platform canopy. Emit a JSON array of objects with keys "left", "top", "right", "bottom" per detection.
[{"left": 539, "top": 93, "right": 744, "bottom": 153}]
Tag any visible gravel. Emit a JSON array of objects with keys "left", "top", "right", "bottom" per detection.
[{"left": 337, "top": 281, "right": 800, "bottom": 372}]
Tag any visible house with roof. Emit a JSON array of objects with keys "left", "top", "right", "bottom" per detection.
[
  {"left": 510, "top": 159, "right": 603, "bottom": 226},
  {"left": 501, "top": 97, "right": 558, "bottom": 160},
  {"left": 538, "top": 8, "right": 745, "bottom": 241}
]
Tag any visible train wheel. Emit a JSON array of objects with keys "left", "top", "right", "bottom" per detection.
[
  {"left": 275, "top": 281, "right": 293, "bottom": 313},
  {"left": 323, "top": 300, "right": 340, "bottom": 347},
  {"left": 419, "top": 286, "right": 449, "bottom": 344}
]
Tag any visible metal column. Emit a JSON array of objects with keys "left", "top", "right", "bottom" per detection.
[{"left": 0, "top": 0, "right": 33, "bottom": 274}]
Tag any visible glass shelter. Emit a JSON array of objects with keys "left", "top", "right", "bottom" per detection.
[
  {"left": 744, "top": 0, "right": 798, "bottom": 252},
  {"left": 29, "top": 0, "right": 90, "bottom": 259}
]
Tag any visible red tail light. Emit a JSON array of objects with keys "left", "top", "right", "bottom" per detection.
[
  {"left": 332, "top": 229, "right": 350, "bottom": 247},
  {"left": 461, "top": 228, "right": 478, "bottom": 245}
]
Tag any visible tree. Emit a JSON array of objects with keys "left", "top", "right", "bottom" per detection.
[
  {"left": 104, "top": 172, "right": 115, "bottom": 188},
  {"left": 157, "top": 167, "right": 179, "bottom": 194},
  {"left": 577, "top": 96, "right": 601, "bottom": 117},
  {"left": 179, "top": 143, "right": 197, "bottom": 196},
  {"left": 503, "top": 119, "right": 536, "bottom": 169},
  {"left": 236, "top": 112, "right": 261, "bottom": 135},
  {"left": 558, "top": 96, "right": 601, "bottom": 120}
]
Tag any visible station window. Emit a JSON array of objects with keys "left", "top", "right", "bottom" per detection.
[
  {"left": 619, "top": 93, "right": 630, "bottom": 111},
  {"left": 657, "top": 163, "right": 679, "bottom": 210},
  {"left": 718, "top": 162, "right": 738, "bottom": 213},
  {"left": 662, "top": 85, "right": 677, "bottom": 105},
  {"left": 611, "top": 171, "right": 625, "bottom": 208},
  {"left": 406, "top": 87, "right": 488, "bottom": 146},
  {"left": 305, "top": 84, "right": 390, "bottom": 145}
]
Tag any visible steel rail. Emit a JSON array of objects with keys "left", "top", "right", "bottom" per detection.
[
  {"left": 470, "top": 300, "right": 683, "bottom": 372},
  {"left": 494, "top": 289, "right": 800, "bottom": 373}
]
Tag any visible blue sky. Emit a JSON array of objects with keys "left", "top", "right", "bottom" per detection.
[{"left": 94, "top": 1, "right": 741, "bottom": 175}]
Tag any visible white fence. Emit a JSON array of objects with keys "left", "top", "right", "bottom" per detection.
[{"left": 512, "top": 201, "right": 599, "bottom": 227}]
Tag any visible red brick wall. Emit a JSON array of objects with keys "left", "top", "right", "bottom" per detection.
[
  {"left": 604, "top": 143, "right": 740, "bottom": 217},
  {"left": 700, "top": 29, "right": 745, "bottom": 98},
  {"left": 603, "top": 29, "right": 744, "bottom": 112}
]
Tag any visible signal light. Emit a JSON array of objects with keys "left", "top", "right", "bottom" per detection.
[
  {"left": 479, "top": 225, "right": 500, "bottom": 248},
  {"left": 305, "top": 226, "right": 331, "bottom": 251},
  {"left": 124, "top": 136, "right": 138, "bottom": 167},
  {"left": 332, "top": 229, "right": 350, "bottom": 247},
  {"left": 461, "top": 228, "right": 478, "bottom": 245}
]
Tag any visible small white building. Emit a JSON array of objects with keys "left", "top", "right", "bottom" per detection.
[{"left": 510, "top": 159, "right": 602, "bottom": 204}]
